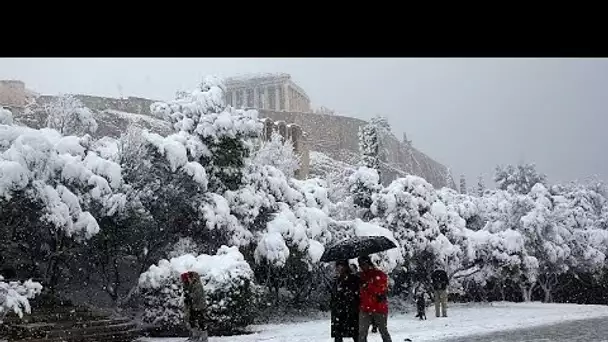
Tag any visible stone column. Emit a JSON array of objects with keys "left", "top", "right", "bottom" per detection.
[
  {"left": 253, "top": 87, "right": 259, "bottom": 108},
  {"left": 242, "top": 89, "right": 247, "bottom": 108},
  {"left": 231, "top": 90, "right": 237, "bottom": 107},
  {"left": 275, "top": 85, "right": 280, "bottom": 111},
  {"left": 283, "top": 84, "right": 290, "bottom": 112},
  {"left": 263, "top": 87, "right": 269, "bottom": 109}
]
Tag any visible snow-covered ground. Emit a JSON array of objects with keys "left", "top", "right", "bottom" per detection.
[{"left": 140, "top": 302, "right": 608, "bottom": 342}]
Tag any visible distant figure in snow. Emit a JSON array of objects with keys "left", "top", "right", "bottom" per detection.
[
  {"left": 181, "top": 271, "right": 208, "bottom": 342},
  {"left": 413, "top": 283, "right": 427, "bottom": 320},
  {"left": 331, "top": 260, "right": 360, "bottom": 342},
  {"left": 431, "top": 267, "right": 449, "bottom": 318},
  {"left": 357, "top": 256, "right": 392, "bottom": 342}
]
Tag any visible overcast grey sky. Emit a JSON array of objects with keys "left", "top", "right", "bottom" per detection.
[{"left": 1, "top": 58, "right": 606, "bottom": 186}]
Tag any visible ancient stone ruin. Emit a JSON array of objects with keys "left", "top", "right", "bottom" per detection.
[{"left": 0, "top": 75, "right": 454, "bottom": 187}]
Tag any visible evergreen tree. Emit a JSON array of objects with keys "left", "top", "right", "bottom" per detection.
[
  {"left": 477, "top": 174, "right": 485, "bottom": 197},
  {"left": 460, "top": 174, "right": 468, "bottom": 194},
  {"left": 494, "top": 163, "right": 547, "bottom": 194},
  {"left": 445, "top": 167, "right": 456, "bottom": 190},
  {"left": 370, "top": 114, "right": 391, "bottom": 133},
  {"left": 358, "top": 123, "right": 379, "bottom": 170}
]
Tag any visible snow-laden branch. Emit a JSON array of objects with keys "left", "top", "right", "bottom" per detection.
[{"left": 0, "top": 276, "right": 43, "bottom": 322}]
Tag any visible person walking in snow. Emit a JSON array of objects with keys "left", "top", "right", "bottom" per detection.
[
  {"left": 331, "top": 260, "right": 360, "bottom": 342},
  {"left": 181, "top": 271, "right": 208, "bottom": 342},
  {"left": 431, "top": 267, "right": 449, "bottom": 318},
  {"left": 357, "top": 256, "right": 392, "bottom": 342},
  {"left": 350, "top": 263, "right": 377, "bottom": 334}
]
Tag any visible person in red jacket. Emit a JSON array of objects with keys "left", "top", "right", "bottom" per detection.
[{"left": 357, "top": 256, "right": 392, "bottom": 342}]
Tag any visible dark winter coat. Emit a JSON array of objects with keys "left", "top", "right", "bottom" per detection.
[
  {"left": 182, "top": 272, "right": 207, "bottom": 331},
  {"left": 331, "top": 273, "right": 360, "bottom": 338},
  {"left": 431, "top": 269, "right": 449, "bottom": 291}
]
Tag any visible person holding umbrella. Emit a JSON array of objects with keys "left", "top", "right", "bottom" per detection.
[
  {"left": 331, "top": 260, "right": 360, "bottom": 342},
  {"left": 319, "top": 235, "right": 398, "bottom": 342},
  {"left": 357, "top": 256, "right": 392, "bottom": 342}
]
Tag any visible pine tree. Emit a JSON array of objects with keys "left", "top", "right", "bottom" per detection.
[
  {"left": 402, "top": 132, "right": 411, "bottom": 146},
  {"left": 477, "top": 174, "right": 485, "bottom": 197},
  {"left": 370, "top": 115, "right": 391, "bottom": 133},
  {"left": 445, "top": 167, "right": 456, "bottom": 190},
  {"left": 459, "top": 174, "right": 467, "bottom": 194},
  {"left": 358, "top": 123, "right": 380, "bottom": 170}
]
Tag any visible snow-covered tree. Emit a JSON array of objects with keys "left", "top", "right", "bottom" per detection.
[
  {"left": 0, "top": 125, "right": 127, "bottom": 290},
  {"left": 253, "top": 130, "right": 300, "bottom": 179},
  {"left": 143, "top": 77, "right": 341, "bottom": 307},
  {"left": 494, "top": 163, "right": 547, "bottom": 195},
  {"left": 370, "top": 176, "right": 469, "bottom": 285},
  {"left": 0, "top": 276, "right": 43, "bottom": 322},
  {"left": 437, "top": 187, "right": 484, "bottom": 232},
  {"left": 370, "top": 115, "right": 391, "bottom": 133},
  {"left": 45, "top": 95, "right": 98, "bottom": 136},
  {"left": 445, "top": 167, "right": 455, "bottom": 190},
  {"left": 477, "top": 174, "right": 485, "bottom": 197},
  {"left": 460, "top": 174, "right": 467, "bottom": 194},
  {"left": 358, "top": 123, "right": 379, "bottom": 170},
  {"left": 314, "top": 106, "right": 336, "bottom": 115},
  {"left": 348, "top": 166, "right": 382, "bottom": 220},
  {"left": 0, "top": 108, "right": 13, "bottom": 125},
  {"left": 150, "top": 76, "right": 261, "bottom": 193}
]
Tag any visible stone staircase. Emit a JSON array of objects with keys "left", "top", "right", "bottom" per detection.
[{"left": 0, "top": 293, "right": 141, "bottom": 342}]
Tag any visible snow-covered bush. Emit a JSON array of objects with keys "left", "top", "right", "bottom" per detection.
[
  {"left": 45, "top": 95, "right": 98, "bottom": 136},
  {"left": 0, "top": 108, "right": 13, "bottom": 125},
  {"left": 371, "top": 176, "right": 464, "bottom": 275},
  {"left": 138, "top": 246, "right": 260, "bottom": 334},
  {"left": 0, "top": 276, "right": 43, "bottom": 322},
  {"left": 253, "top": 130, "right": 300, "bottom": 179}
]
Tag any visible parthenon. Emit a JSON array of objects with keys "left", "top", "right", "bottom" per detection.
[{"left": 224, "top": 73, "right": 311, "bottom": 112}]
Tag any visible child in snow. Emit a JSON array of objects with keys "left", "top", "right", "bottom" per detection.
[
  {"left": 181, "top": 271, "right": 208, "bottom": 342},
  {"left": 413, "top": 284, "right": 428, "bottom": 320}
]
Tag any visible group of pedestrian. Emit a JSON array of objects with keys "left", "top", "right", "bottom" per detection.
[
  {"left": 331, "top": 256, "right": 392, "bottom": 342},
  {"left": 331, "top": 259, "right": 451, "bottom": 342},
  {"left": 178, "top": 259, "right": 450, "bottom": 342}
]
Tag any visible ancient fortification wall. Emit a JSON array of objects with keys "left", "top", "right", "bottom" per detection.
[
  {"left": 258, "top": 110, "right": 450, "bottom": 188},
  {"left": 1, "top": 79, "right": 452, "bottom": 187}
]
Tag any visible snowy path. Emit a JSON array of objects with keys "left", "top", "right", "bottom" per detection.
[
  {"left": 140, "top": 302, "right": 608, "bottom": 342},
  {"left": 437, "top": 316, "right": 608, "bottom": 342}
]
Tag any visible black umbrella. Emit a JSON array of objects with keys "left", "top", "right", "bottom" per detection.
[{"left": 320, "top": 235, "right": 397, "bottom": 262}]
